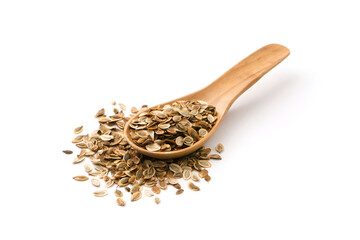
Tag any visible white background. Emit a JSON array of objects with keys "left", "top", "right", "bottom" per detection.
[{"left": 0, "top": 1, "right": 359, "bottom": 239}]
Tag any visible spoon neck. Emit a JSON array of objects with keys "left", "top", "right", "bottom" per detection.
[{"left": 203, "top": 44, "right": 290, "bottom": 112}]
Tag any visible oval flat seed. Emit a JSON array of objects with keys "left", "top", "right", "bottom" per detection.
[
  {"left": 215, "top": 143, "right": 224, "bottom": 153},
  {"left": 115, "top": 189, "right": 123, "bottom": 197},
  {"left": 116, "top": 198, "right": 126, "bottom": 206},
  {"left": 176, "top": 189, "right": 184, "bottom": 195},
  {"left": 131, "top": 191, "right": 142, "bottom": 202},
  {"left": 209, "top": 154, "right": 222, "bottom": 160},
  {"left": 183, "top": 169, "right": 191, "bottom": 180},
  {"left": 155, "top": 197, "right": 161, "bottom": 205},
  {"left": 169, "top": 163, "right": 182, "bottom": 173},
  {"left": 191, "top": 172, "right": 200, "bottom": 182},
  {"left": 63, "top": 150, "right": 73, "bottom": 154},
  {"left": 198, "top": 160, "right": 211, "bottom": 168},
  {"left": 94, "top": 190, "right": 108, "bottom": 197},
  {"left": 144, "top": 189, "right": 154, "bottom": 197},
  {"left": 74, "top": 126, "right": 83, "bottom": 134},
  {"left": 73, "top": 176, "right": 89, "bottom": 181},
  {"left": 188, "top": 182, "right": 200, "bottom": 191},
  {"left": 151, "top": 186, "right": 161, "bottom": 194},
  {"left": 91, "top": 178, "right": 100, "bottom": 187}
]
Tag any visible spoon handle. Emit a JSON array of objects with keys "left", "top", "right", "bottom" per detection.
[{"left": 207, "top": 44, "right": 290, "bottom": 111}]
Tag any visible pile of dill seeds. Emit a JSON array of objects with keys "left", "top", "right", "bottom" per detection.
[{"left": 64, "top": 101, "right": 223, "bottom": 206}]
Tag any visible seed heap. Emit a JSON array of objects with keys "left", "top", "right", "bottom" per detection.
[
  {"left": 66, "top": 102, "right": 223, "bottom": 206},
  {"left": 129, "top": 100, "right": 217, "bottom": 152}
]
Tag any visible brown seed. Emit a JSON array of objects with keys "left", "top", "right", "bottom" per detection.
[
  {"left": 144, "top": 189, "right": 154, "bottom": 197},
  {"left": 191, "top": 172, "right": 200, "bottom": 182},
  {"left": 155, "top": 197, "right": 160, "bottom": 205},
  {"left": 73, "top": 156, "right": 85, "bottom": 164},
  {"left": 116, "top": 198, "right": 126, "bottom": 206},
  {"left": 169, "top": 163, "right": 182, "bottom": 173},
  {"left": 74, "top": 126, "right": 83, "bottom": 134},
  {"left": 131, "top": 106, "right": 138, "bottom": 114},
  {"left": 84, "top": 164, "right": 92, "bottom": 173},
  {"left": 91, "top": 178, "right": 100, "bottom": 187},
  {"left": 188, "top": 182, "right": 200, "bottom": 191},
  {"left": 73, "top": 176, "right": 89, "bottom": 181},
  {"left": 205, "top": 175, "right": 211, "bottom": 182},
  {"left": 158, "top": 181, "right": 167, "bottom": 190},
  {"left": 198, "top": 160, "right": 212, "bottom": 168},
  {"left": 115, "top": 189, "right": 123, "bottom": 197},
  {"left": 183, "top": 169, "right": 191, "bottom": 180},
  {"left": 95, "top": 108, "right": 105, "bottom": 118},
  {"left": 93, "top": 189, "right": 108, "bottom": 197},
  {"left": 112, "top": 100, "right": 116, "bottom": 105},
  {"left": 131, "top": 191, "right": 142, "bottom": 202},
  {"left": 176, "top": 189, "right": 184, "bottom": 195},
  {"left": 199, "top": 169, "right": 208, "bottom": 178},
  {"left": 72, "top": 135, "right": 83, "bottom": 143},
  {"left": 63, "top": 150, "right": 73, "bottom": 154},
  {"left": 151, "top": 186, "right": 161, "bottom": 194},
  {"left": 209, "top": 154, "right": 222, "bottom": 160},
  {"left": 146, "top": 143, "right": 161, "bottom": 152},
  {"left": 119, "top": 103, "right": 126, "bottom": 111},
  {"left": 215, "top": 143, "right": 224, "bottom": 153},
  {"left": 172, "top": 183, "right": 181, "bottom": 189}
]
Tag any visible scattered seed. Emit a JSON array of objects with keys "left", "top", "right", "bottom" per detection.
[
  {"left": 74, "top": 126, "right": 83, "bottom": 134},
  {"left": 91, "top": 178, "right": 100, "bottom": 187},
  {"left": 144, "top": 189, "right": 154, "bottom": 197},
  {"left": 151, "top": 186, "right": 161, "bottom": 194},
  {"left": 215, "top": 143, "right": 224, "bottom": 153},
  {"left": 131, "top": 191, "right": 142, "bottom": 201},
  {"left": 94, "top": 190, "right": 108, "bottom": 197},
  {"left": 191, "top": 172, "right": 200, "bottom": 182},
  {"left": 209, "top": 154, "right": 222, "bottom": 160},
  {"left": 188, "top": 182, "right": 200, "bottom": 191},
  {"left": 115, "top": 189, "right": 123, "bottom": 197},
  {"left": 63, "top": 150, "right": 73, "bottom": 154},
  {"left": 155, "top": 197, "right": 160, "bottom": 205},
  {"left": 176, "top": 189, "right": 184, "bottom": 195},
  {"left": 116, "top": 198, "right": 126, "bottom": 206},
  {"left": 73, "top": 176, "right": 89, "bottom": 181}
]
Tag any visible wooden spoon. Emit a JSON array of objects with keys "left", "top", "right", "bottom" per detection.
[{"left": 124, "top": 44, "right": 290, "bottom": 159}]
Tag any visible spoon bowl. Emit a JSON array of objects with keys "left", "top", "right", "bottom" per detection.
[{"left": 124, "top": 44, "right": 290, "bottom": 159}]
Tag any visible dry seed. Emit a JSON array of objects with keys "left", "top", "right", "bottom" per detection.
[
  {"left": 169, "top": 163, "right": 182, "bottom": 173},
  {"left": 73, "top": 176, "right": 89, "bottom": 181},
  {"left": 205, "top": 175, "right": 211, "bottom": 182},
  {"left": 144, "top": 189, "right": 154, "bottom": 197},
  {"left": 209, "top": 154, "right": 222, "bottom": 160},
  {"left": 116, "top": 198, "right": 126, "bottom": 206},
  {"left": 155, "top": 197, "right": 160, "bottom": 205},
  {"left": 131, "top": 191, "right": 142, "bottom": 202},
  {"left": 215, "top": 143, "right": 224, "bottom": 153},
  {"left": 73, "top": 156, "right": 85, "bottom": 164},
  {"left": 131, "top": 107, "right": 138, "bottom": 114},
  {"left": 63, "top": 150, "right": 73, "bottom": 154},
  {"left": 84, "top": 164, "right": 92, "bottom": 173},
  {"left": 94, "top": 190, "right": 108, "bottom": 197},
  {"left": 115, "top": 189, "right": 123, "bottom": 197},
  {"left": 199, "top": 169, "right": 208, "bottom": 178},
  {"left": 176, "top": 189, "right": 184, "bottom": 195},
  {"left": 146, "top": 143, "right": 161, "bottom": 152},
  {"left": 151, "top": 186, "right": 161, "bottom": 194},
  {"left": 188, "top": 182, "right": 200, "bottom": 191},
  {"left": 95, "top": 108, "right": 105, "bottom": 118},
  {"left": 191, "top": 172, "right": 200, "bottom": 182},
  {"left": 74, "top": 126, "right": 83, "bottom": 134},
  {"left": 91, "top": 178, "right": 100, "bottom": 187},
  {"left": 198, "top": 160, "right": 212, "bottom": 168},
  {"left": 119, "top": 103, "right": 126, "bottom": 111},
  {"left": 112, "top": 101, "right": 116, "bottom": 105},
  {"left": 183, "top": 169, "right": 191, "bottom": 180}
]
